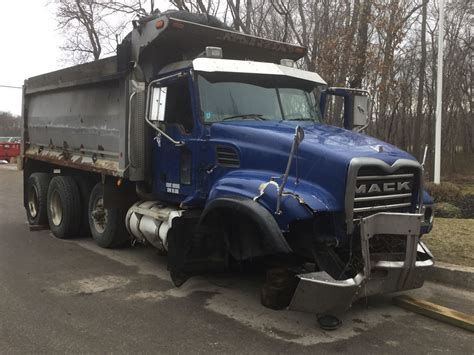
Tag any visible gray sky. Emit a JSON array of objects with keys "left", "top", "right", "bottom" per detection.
[
  {"left": 0, "top": 1, "right": 61, "bottom": 115},
  {"left": 0, "top": 0, "right": 172, "bottom": 116}
]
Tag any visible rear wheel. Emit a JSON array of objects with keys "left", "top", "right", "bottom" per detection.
[
  {"left": 47, "top": 176, "right": 82, "bottom": 239},
  {"left": 73, "top": 176, "right": 95, "bottom": 237},
  {"left": 88, "top": 183, "right": 129, "bottom": 248},
  {"left": 26, "top": 173, "right": 51, "bottom": 225}
]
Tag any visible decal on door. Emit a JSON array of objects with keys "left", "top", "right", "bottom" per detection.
[{"left": 166, "top": 183, "right": 180, "bottom": 194}]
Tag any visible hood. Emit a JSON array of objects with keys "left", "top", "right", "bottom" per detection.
[{"left": 209, "top": 121, "right": 417, "bottom": 209}]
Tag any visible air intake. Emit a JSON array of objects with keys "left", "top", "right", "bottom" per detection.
[{"left": 216, "top": 146, "right": 240, "bottom": 167}]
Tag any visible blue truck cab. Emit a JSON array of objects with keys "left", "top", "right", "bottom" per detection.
[{"left": 23, "top": 12, "right": 434, "bottom": 314}]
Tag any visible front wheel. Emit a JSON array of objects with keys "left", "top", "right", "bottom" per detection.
[{"left": 88, "top": 183, "right": 129, "bottom": 248}]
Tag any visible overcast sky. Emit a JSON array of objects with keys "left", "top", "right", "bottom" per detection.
[
  {"left": 0, "top": 1, "right": 59, "bottom": 115},
  {"left": 0, "top": 0, "right": 172, "bottom": 116}
]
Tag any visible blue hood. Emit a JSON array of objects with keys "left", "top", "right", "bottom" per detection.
[{"left": 209, "top": 121, "right": 417, "bottom": 212}]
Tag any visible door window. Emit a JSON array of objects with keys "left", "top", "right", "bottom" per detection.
[{"left": 164, "top": 79, "right": 194, "bottom": 133}]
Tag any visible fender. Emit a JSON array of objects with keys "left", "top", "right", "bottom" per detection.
[
  {"left": 199, "top": 196, "right": 292, "bottom": 255},
  {"left": 423, "top": 190, "right": 433, "bottom": 205},
  {"left": 167, "top": 196, "right": 292, "bottom": 287},
  {"left": 207, "top": 169, "right": 341, "bottom": 231}
]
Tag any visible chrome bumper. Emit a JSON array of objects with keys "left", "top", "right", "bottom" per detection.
[{"left": 289, "top": 212, "right": 434, "bottom": 314}]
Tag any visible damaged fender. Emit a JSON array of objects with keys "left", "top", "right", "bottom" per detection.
[
  {"left": 199, "top": 196, "right": 293, "bottom": 256},
  {"left": 208, "top": 169, "right": 341, "bottom": 231}
]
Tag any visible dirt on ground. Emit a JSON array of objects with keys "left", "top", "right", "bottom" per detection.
[{"left": 423, "top": 217, "right": 474, "bottom": 268}]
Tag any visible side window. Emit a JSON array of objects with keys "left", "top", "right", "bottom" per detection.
[{"left": 164, "top": 79, "right": 194, "bottom": 133}]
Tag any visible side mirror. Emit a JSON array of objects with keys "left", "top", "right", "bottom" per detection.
[
  {"left": 352, "top": 94, "right": 369, "bottom": 129},
  {"left": 149, "top": 86, "right": 167, "bottom": 121},
  {"left": 322, "top": 87, "right": 371, "bottom": 131}
]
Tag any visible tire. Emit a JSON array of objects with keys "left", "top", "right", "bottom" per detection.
[
  {"left": 73, "top": 176, "right": 95, "bottom": 237},
  {"left": 26, "top": 173, "right": 51, "bottom": 225},
  {"left": 88, "top": 183, "right": 129, "bottom": 248},
  {"left": 47, "top": 176, "right": 82, "bottom": 239}
]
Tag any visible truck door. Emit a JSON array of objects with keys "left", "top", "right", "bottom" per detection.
[{"left": 149, "top": 74, "right": 196, "bottom": 202}]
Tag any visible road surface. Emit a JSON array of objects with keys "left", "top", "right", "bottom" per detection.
[{"left": 0, "top": 164, "right": 472, "bottom": 353}]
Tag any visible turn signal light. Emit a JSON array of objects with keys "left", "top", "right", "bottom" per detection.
[{"left": 155, "top": 20, "right": 164, "bottom": 29}]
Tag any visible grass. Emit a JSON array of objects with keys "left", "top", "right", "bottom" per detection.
[
  {"left": 447, "top": 174, "right": 474, "bottom": 195},
  {"left": 460, "top": 184, "right": 474, "bottom": 195},
  {"left": 423, "top": 218, "right": 474, "bottom": 268}
]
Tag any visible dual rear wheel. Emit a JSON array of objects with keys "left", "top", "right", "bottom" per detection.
[{"left": 26, "top": 173, "right": 128, "bottom": 248}]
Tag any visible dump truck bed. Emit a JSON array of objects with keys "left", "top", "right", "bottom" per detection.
[{"left": 23, "top": 57, "right": 128, "bottom": 176}]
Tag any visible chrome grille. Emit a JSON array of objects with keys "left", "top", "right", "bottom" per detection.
[{"left": 353, "top": 167, "right": 416, "bottom": 219}]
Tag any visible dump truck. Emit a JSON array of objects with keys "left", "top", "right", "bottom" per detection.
[{"left": 22, "top": 11, "right": 434, "bottom": 314}]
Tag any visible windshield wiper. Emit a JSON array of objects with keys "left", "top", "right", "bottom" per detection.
[{"left": 222, "top": 114, "right": 267, "bottom": 121}]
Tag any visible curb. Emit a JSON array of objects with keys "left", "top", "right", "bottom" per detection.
[{"left": 426, "top": 262, "right": 474, "bottom": 291}]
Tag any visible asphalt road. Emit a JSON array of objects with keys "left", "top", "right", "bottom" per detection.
[{"left": 0, "top": 164, "right": 472, "bottom": 353}]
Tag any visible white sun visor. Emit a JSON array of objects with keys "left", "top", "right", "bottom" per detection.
[{"left": 192, "top": 58, "right": 327, "bottom": 85}]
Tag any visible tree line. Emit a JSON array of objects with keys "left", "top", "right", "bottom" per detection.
[
  {"left": 0, "top": 111, "right": 21, "bottom": 137},
  {"left": 52, "top": 0, "right": 473, "bottom": 177}
]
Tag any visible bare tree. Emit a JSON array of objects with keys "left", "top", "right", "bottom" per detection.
[
  {"left": 55, "top": 0, "right": 104, "bottom": 62},
  {"left": 350, "top": 0, "right": 371, "bottom": 89},
  {"left": 53, "top": 0, "right": 156, "bottom": 63},
  {"left": 412, "top": 0, "right": 427, "bottom": 161}
]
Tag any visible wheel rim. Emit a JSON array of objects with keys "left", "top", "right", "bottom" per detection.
[
  {"left": 50, "top": 190, "right": 63, "bottom": 226},
  {"left": 28, "top": 185, "right": 39, "bottom": 218},
  {"left": 91, "top": 197, "right": 107, "bottom": 234}
]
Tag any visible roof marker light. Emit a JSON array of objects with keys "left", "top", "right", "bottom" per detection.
[
  {"left": 155, "top": 20, "right": 164, "bottom": 29},
  {"left": 205, "top": 47, "right": 223, "bottom": 59},
  {"left": 280, "top": 59, "right": 295, "bottom": 67}
]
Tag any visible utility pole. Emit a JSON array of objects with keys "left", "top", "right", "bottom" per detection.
[{"left": 434, "top": 0, "right": 445, "bottom": 184}]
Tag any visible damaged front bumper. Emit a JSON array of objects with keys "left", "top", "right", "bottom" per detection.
[{"left": 289, "top": 212, "right": 434, "bottom": 314}]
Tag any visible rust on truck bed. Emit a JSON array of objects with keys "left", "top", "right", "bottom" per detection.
[{"left": 24, "top": 146, "right": 123, "bottom": 177}]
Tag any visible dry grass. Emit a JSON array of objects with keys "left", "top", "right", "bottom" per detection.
[
  {"left": 460, "top": 184, "right": 474, "bottom": 195},
  {"left": 447, "top": 174, "right": 474, "bottom": 195},
  {"left": 423, "top": 218, "right": 474, "bottom": 267}
]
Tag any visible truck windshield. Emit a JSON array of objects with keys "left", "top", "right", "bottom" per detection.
[{"left": 197, "top": 73, "right": 323, "bottom": 123}]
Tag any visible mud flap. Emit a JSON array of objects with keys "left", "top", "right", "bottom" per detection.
[
  {"left": 167, "top": 210, "right": 227, "bottom": 287},
  {"left": 166, "top": 211, "right": 203, "bottom": 286}
]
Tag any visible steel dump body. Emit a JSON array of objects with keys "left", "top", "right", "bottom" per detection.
[
  {"left": 22, "top": 15, "right": 306, "bottom": 177},
  {"left": 23, "top": 57, "right": 127, "bottom": 175}
]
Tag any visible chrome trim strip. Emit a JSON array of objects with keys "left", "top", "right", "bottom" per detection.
[
  {"left": 354, "top": 193, "right": 412, "bottom": 202},
  {"left": 356, "top": 173, "right": 414, "bottom": 180},
  {"left": 354, "top": 202, "right": 411, "bottom": 213}
]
